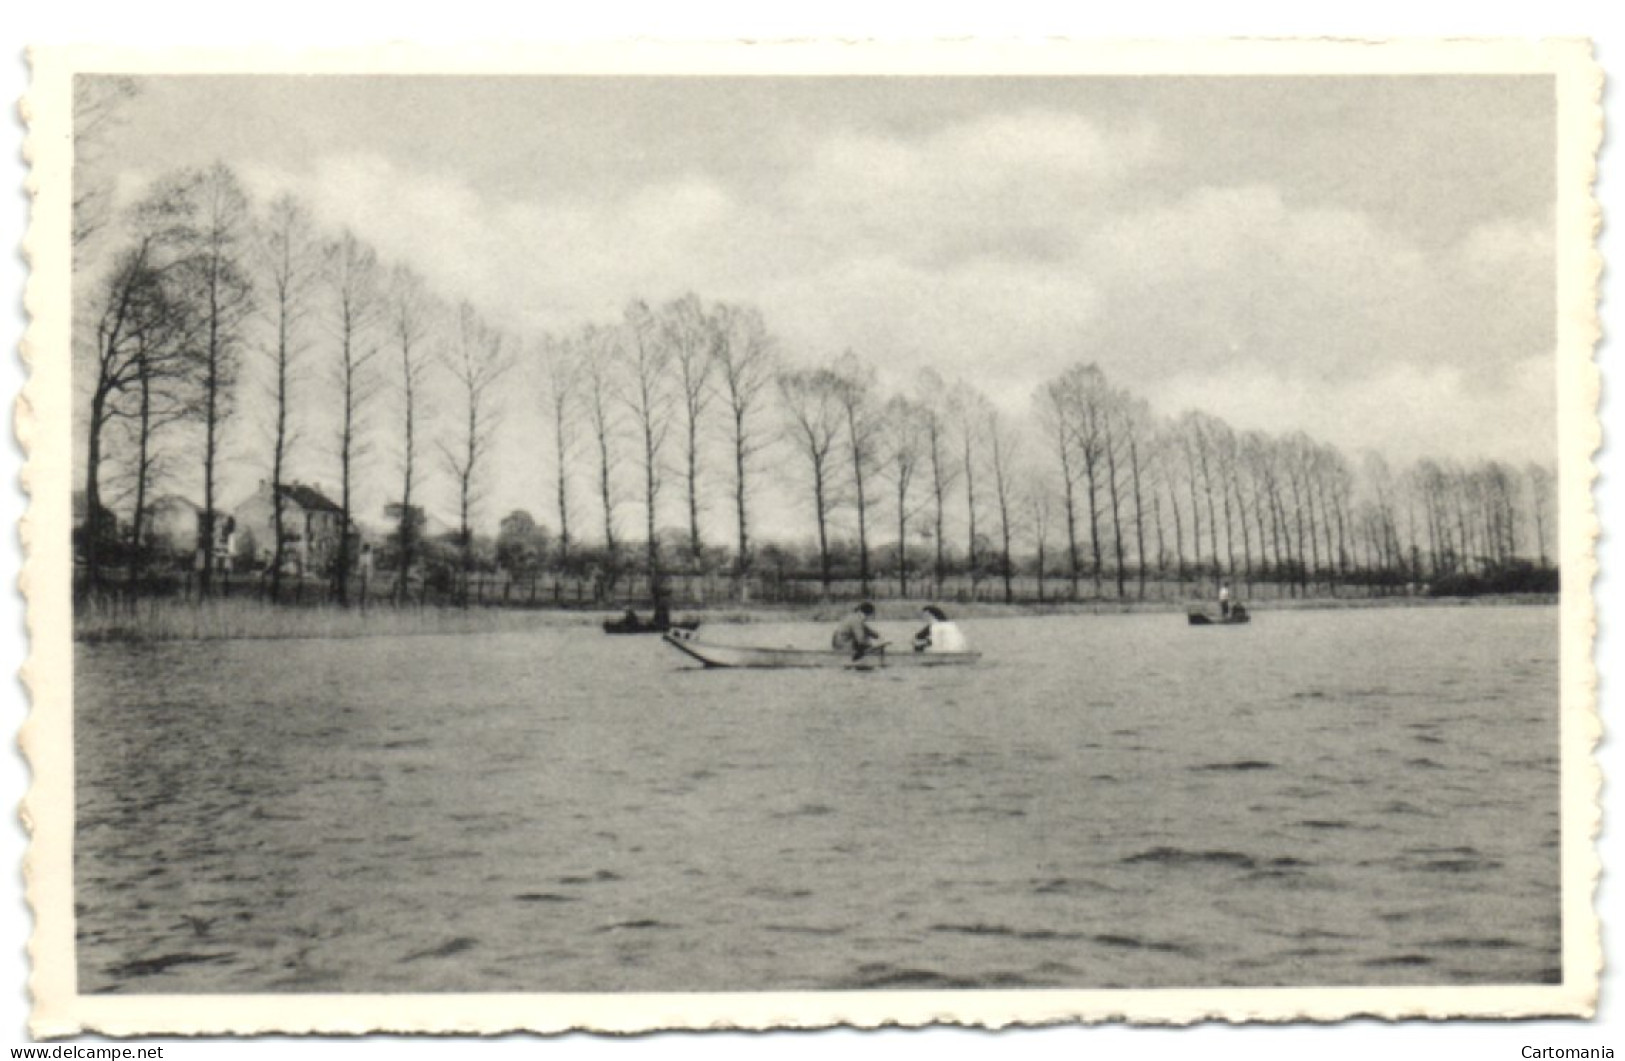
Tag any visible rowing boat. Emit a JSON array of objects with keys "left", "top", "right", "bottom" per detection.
[
  {"left": 1187, "top": 605, "right": 1251, "bottom": 626},
  {"left": 661, "top": 631, "right": 981, "bottom": 669},
  {"left": 603, "top": 617, "right": 701, "bottom": 636}
]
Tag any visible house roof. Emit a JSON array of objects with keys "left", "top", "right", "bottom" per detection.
[{"left": 277, "top": 483, "right": 344, "bottom": 515}]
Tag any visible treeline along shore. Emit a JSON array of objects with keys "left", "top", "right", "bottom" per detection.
[
  {"left": 75, "top": 149, "right": 1559, "bottom": 635},
  {"left": 74, "top": 584, "right": 1558, "bottom": 644}
]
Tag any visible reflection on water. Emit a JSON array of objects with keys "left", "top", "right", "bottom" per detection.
[{"left": 75, "top": 606, "right": 1560, "bottom": 992}]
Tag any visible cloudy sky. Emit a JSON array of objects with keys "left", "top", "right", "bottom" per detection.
[{"left": 81, "top": 73, "right": 1556, "bottom": 538}]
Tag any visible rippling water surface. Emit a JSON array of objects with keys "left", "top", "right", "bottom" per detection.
[{"left": 75, "top": 605, "right": 1560, "bottom": 992}]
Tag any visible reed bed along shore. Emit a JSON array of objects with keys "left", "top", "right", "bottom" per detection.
[
  {"left": 73, "top": 596, "right": 599, "bottom": 643},
  {"left": 72, "top": 591, "right": 1558, "bottom": 643}
]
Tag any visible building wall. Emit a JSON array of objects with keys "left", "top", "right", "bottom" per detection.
[{"left": 229, "top": 482, "right": 347, "bottom": 576}]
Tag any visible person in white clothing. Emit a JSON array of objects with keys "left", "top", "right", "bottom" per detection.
[
  {"left": 1218, "top": 582, "right": 1232, "bottom": 618},
  {"left": 913, "top": 605, "right": 968, "bottom": 653}
]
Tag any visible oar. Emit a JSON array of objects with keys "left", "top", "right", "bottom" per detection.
[{"left": 850, "top": 640, "right": 891, "bottom": 664}]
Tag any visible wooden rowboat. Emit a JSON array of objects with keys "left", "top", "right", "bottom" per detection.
[
  {"left": 662, "top": 631, "right": 981, "bottom": 669},
  {"left": 603, "top": 616, "right": 701, "bottom": 636},
  {"left": 1187, "top": 605, "right": 1251, "bottom": 626}
]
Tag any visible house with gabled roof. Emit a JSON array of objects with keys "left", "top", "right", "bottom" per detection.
[{"left": 232, "top": 480, "right": 349, "bottom": 577}]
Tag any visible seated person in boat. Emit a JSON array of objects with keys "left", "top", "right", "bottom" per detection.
[
  {"left": 913, "top": 605, "right": 968, "bottom": 653},
  {"left": 832, "top": 601, "right": 883, "bottom": 658}
]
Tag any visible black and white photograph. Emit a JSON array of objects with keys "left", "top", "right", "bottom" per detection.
[{"left": 14, "top": 37, "right": 1603, "bottom": 1036}]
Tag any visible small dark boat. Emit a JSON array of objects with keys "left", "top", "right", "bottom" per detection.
[
  {"left": 602, "top": 612, "right": 701, "bottom": 635},
  {"left": 1187, "top": 604, "right": 1251, "bottom": 626}
]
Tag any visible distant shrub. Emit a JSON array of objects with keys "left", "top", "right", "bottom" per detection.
[{"left": 1428, "top": 562, "right": 1558, "bottom": 598}]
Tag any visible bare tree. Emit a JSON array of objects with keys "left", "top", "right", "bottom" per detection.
[
  {"left": 1174, "top": 410, "right": 1220, "bottom": 584},
  {"left": 388, "top": 264, "right": 436, "bottom": 602},
  {"left": 1024, "top": 467, "right": 1054, "bottom": 601},
  {"left": 325, "top": 229, "right": 382, "bottom": 606},
  {"left": 1305, "top": 443, "right": 1342, "bottom": 587},
  {"left": 711, "top": 302, "right": 776, "bottom": 582},
  {"left": 1158, "top": 422, "right": 1191, "bottom": 587},
  {"left": 1322, "top": 445, "right": 1355, "bottom": 585},
  {"left": 580, "top": 323, "right": 623, "bottom": 581},
  {"left": 109, "top": 264, "right": 199, "bottom": 592},
  {"left": 915, "top": 370, "right": 958, "bottom": 594},
  {"left": 539, "top": 331, "right": 578, "bottom": 570},
  {"left": 1036, "top": 373, "right": 1083, "bottom": 599},
  {"left": 660, "top": 293, "right": 715, "bottom": 565},
  {"left": 1181, "top": 411, "right": 1226, "bottom": 582},
  {"left": 1360, "top": 452, "right": 1399, "bottom": 578},
  {"left": 778, "top": 367, "right": 846, "bottom": 595},
  {"left": 1266, "top": 436, "right": 1297, "bottom": 587},
  {"left": 1245, "top": 433, "right": 1281, "bottom": 582},
  {"left": 177, "top": 163, "right": 255, "bottom": 596},
  {"left": 1526, "top": 462, "right": 1555, "bottom": 569},
  {"left": 1067, "top": 366, "right": 1112, "bottom": 595},
  {"left": 985, "top": 404, "right": 1021, "bottom": 603},
  {"left": 72, "top": 76, "right": 139, "bottom": 258},
  {"left": 1410, "top": 458, "right": 1448, "bottom": 578},
  {"left": 952, "top": 383, "right": 992, "bottom": 591},
  {"left": 1283, "top": 432, "right": 1321, "bottom": 591},
  {"left": 833, "top": 352, "right": 882, "bottom": 598},
  {"left": 83, "top": 252, "right": 153, "bottom": 592},
  {"left": 1117, "top": 394, "right": 1155, "bottom": 599},
  {"left": 255, "top": 193, "right": 325, "bottom": 603},
  {"left": 620, "top": 300, "right": 675, "bottom": 589},
  {"left": 440, "top": 301, "right": 512, "bottom": 605},
  {"left": 1397, "top": 463, "right": 1425, "bottom": 581},
  {"left": 1100, "top": 386, "right": 1128, "bottom": 599},
  {"left": 79, "top": 174, "right": 196, "bottom": 593},
  {"left": 1209, "top": 417, "right": 1244, "bottom": 586},
  {"left": 880, "top": 394, "right": 926, "bottom": 598}
]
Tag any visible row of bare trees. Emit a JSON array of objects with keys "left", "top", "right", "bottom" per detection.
[
  {"left": 81, "top": 166, "right": 251, "bottom": 598},
  {"left": 764, "top": 358, "right": 1557, "bottom": 601},
  {"left": 538, "top": 297, "right": 777, "bottom": 591},
  {"left": 79, "top": 164, "right": 512, "bottom": 604},
  {"left": 537, "top": 306, "right": 1556, "bottom": 603},
  {"left": 1027, "top": 363, "right": 1556, "bottom": 601},
  {"left": 80, "top": 166, "right": 1558, "bottom": 608}
]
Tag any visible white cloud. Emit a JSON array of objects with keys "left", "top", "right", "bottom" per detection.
[
  {"left": 105, "top": 105, "right": 1552, "bottom": 533},
  {"left": 1152, "top": 353, "right": 1555, "bottom": 471},
  {"left": 1079, "top": 184, "right": 1551, "bottom": 395}
]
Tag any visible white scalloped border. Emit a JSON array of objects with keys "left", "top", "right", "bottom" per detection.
[{"left": 15, "top": 36, "right": 1605, "bottom": 1036}]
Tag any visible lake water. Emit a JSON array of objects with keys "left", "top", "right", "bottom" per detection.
[{"left": 74, "top": 605, "right": 1561, "bottom": 993}]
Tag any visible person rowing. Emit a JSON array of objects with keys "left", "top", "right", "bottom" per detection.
[{"left": 832, "top": 601, "right": 885, "bottom": 660}]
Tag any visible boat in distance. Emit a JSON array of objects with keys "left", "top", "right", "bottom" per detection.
[
  {"left": 662, "top": 631, "right": 981, "bottom": 670},
  {"left": 1187, "top": 604, "right": 1252, "bottom": 626},
  {"left": 603, "top": 616, "right": 702, "bottom": 636}
]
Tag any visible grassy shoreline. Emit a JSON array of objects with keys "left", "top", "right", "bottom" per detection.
[{"left": 72, "top": 591, "right": 1560, "bottom": 643}]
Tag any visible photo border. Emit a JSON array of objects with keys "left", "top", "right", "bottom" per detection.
[{"left": 19, "top": 36, "right": 1603, "bottom": 1036}]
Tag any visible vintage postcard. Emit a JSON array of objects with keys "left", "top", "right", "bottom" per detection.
[{"left": 19, "top": 38, "right": 1602, "bottom": 1036}]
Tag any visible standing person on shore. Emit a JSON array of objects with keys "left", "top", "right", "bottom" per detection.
[
  {"left": 913, "top": 605, "right": 967, "bottom": 653},
  {"left": 832, "top": 601, "right": 883, "bottom": 659},
  {"left": 1219, "top": 581, "right": 1232, "bottom": 619}
]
